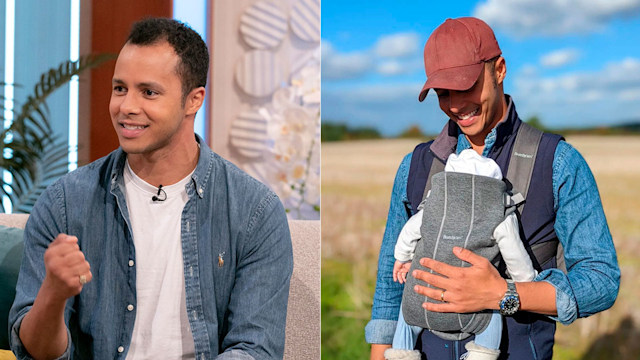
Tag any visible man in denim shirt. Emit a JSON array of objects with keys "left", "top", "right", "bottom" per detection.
[
  {"left": 367, "top": 17, "right": 619, "bottom": 359},
  {"left": 10, "top": 18, "right": 292, "bottom": 359}
]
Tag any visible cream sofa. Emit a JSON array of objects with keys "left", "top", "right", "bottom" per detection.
[{"left": 0, "top": 215, "right": 319, "bottom": 359}]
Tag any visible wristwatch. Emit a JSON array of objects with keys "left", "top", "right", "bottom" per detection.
[{"left": 499, "top": 279, "right": 520, "bottom": 316}]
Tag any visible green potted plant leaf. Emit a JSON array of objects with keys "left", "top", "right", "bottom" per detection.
[{"left": 0, "top": 53, "right": 115, "bottom": 213}]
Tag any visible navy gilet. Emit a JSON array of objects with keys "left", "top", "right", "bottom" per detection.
[{"left": 407, "top": 99, "right": 563, "bottom": 359}]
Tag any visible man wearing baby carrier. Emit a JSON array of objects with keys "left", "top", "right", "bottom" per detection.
[{"left": 366, "top": 17, "right": 620, "bottom": 360}]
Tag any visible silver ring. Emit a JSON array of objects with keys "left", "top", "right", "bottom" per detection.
[
  {"left": 440, "top": 290, "right": 446, "bottom": 302},
  {"left": 79, "top": 275, "right": 87, "bottom": 285}
]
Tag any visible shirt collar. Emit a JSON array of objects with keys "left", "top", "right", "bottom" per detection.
[
  {"left": 110, "top": 134, "right": 214, "bottom": 199},
  {"left": 191, "top": 134, "right": 213, "bottom": 199}
]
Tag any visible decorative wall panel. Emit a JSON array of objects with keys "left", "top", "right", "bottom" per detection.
[{"left": 210, "top": 0, "right": 320, "bottom": 219}]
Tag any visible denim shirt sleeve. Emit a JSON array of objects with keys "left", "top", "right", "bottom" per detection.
[
  {"left": 9, "top": 181, "right": 74, "bottom": 359},
  {"left": 535, "top": 141, "right": 620, "bottom": 325},
  {"left": 219, "top": 192, "right": 293, "bottom": 359},
  {"left": 365, "top": 153, "right": 412, "bottom": 344},
  {"left": 215, "top": 349, "right": 255, "bottom": 360}
]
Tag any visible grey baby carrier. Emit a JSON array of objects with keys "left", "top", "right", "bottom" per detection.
[{"left": 401, "top": 171, "right": 516, "bottom": 340}]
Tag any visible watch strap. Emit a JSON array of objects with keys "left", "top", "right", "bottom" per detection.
[
  {"left": 506, "top": 279, "right": 517, "bottom": 295},
  {"left": 499, "top": 279, "right": 520, "bottom": 316}
]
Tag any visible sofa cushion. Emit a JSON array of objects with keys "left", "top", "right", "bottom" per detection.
[
  {"left": 284, "top": 220, "right": 320, "bottom": 360},
  {"left": 0, "top": 225, "right": 24, "bottom": 349}
]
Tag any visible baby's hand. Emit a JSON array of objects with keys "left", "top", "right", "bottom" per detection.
[{"left": 393, "top": 260, "right": 412, "bottom": 284}]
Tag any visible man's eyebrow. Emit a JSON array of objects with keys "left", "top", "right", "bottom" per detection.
[
  {"left": 138, "top": 81, "right": 163, "bottom": 89},
  {"left": 111, "top": 78, "right": 163, "bottom": 89}
]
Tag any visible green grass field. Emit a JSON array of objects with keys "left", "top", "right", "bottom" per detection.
[{"left": 321, "top": 136, "right": 640, "bottom": 359}]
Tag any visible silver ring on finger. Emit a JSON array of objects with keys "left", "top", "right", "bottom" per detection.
[{"left": 79, "top": 274, "right": 87, "bottom": 285}]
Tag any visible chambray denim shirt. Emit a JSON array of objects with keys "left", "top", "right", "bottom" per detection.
[
  {"left": 9, "top": 136, "right": 293, "bottom": 359},
  {"left": 365, "top": 124, "right": 620, "bottom": 344}
]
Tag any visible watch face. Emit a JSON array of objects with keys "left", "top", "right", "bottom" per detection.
[{"left": 500, "top": 295, "right": 520, "bottom": 315}]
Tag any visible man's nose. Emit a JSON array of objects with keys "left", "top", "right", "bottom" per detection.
[
  {"left": 119, "top": 93, "right": 140, "bottom": 115},
  {"left": 448, "top": 90, "right": 465, "bottom": 114}
]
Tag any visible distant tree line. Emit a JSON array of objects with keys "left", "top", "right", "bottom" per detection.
[
  {"left": 525, "top": 116, "right": 547, "bottom": 131},
  {"left": 321, "top": 122, "right": 382, "bottom": 142},
  {"left": 526, "top": 115, "right": 640, "bottom": 135},
  {"left": 322, "top": 117, "right": 640, "bottom": 142},
  {"left": 321, "top": 121, "right": 435, "bottom": 142}
]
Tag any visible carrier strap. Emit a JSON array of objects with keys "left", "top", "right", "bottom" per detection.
[
  {"left": 506, "top": 122, "right": 543, "bottom": 215},
  {"left": 530, "top": 240, "right": 561, "bottom": 269},
  {"left": 506, "top": 123, "right": 564, "bottom": 272},
  {"left": 422, "top": 157, "right": 445, "bottom": 203}
]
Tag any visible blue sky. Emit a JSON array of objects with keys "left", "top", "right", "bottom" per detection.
[{"left": 322, "top": 0, "right": 640, "bottom": 136}]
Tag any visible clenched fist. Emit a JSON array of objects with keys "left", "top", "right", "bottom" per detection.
[{"left": 41, "top": 234, "right": 92, "bottom": 301}]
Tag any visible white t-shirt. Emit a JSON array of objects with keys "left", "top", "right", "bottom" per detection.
[{"left": 123, "top": 160, "right": 196, "bottom": 359}]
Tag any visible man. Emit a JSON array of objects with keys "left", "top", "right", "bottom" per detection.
[
  {"left": 9, "top": 18, "right": 293, "bottom": 359},
  {"left": 366, "top": 17, "right": 619, "bottom": 359}
]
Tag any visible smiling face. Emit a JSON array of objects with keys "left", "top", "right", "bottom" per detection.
[
  {"left": 434, "top": 57, "right": 507, "bottom": 147},
  {"left": 109, "top": 41, "right": 203, "bottom": 158}
]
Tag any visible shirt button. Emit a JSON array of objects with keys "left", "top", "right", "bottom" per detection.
[
  {"left": 128, "top": 260, "right": 134, "bottom": 267},
  {"left": 117, "top": 346, "right": 124, "bottom": 353},
  {"left": 198, "top": 188, "right": 204, "bottom": 195},
  {"left": 127, "top": 304, "right": 134, "bottom": 311}
]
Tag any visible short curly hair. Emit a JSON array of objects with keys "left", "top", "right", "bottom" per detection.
[{"left": 128, "top": 17, "right": 209, "bottom": 103}]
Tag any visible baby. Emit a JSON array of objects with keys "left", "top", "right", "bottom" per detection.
[{"left": 385, "top": 149, "right": 537, "bottom": 360}]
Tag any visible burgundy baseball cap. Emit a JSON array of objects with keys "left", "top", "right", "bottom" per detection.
[{"left": 418, "top": 17, "right": 501, "bottom": 102}]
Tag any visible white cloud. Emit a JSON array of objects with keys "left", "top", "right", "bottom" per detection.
[
  {"left": 374, "top": 32, "right": 421, "bottom": 58},
  {"left": 377, "top": 61, "right": 403, "bottom": 76},
  {"left": 474, "top": 0, "right": 640, "bottom": 37},
  {"left": 513, "top": 57, "right": 640, "bottom": 127},
  {"left": 321, "top": 40, "right": 334, "bottom": 58},
  {"left": 518, "top": 57, "right": 640, "bottom": 101},
  {"left": 321, "top": 40, "right": 373, "bottom": 80},
  {"left": 518, "top": 64, "right": 539, "bottom": 77},
  {"left": 376, "top": 59, "right": 423, "bottom": 76},
  {"left": 322, "top": 33, "right": 425, "bottom": 81},
  {"left": 337, "top": 83, "right": 421, "bottom": 102},
  {"left": 540, "top": 49, "right": 581, "bottom": 68},
  {"left": 619, "top": 88, "right": 640, "bottom": 101},
  {"left": 322, "top": 83, "right": 448, "bottom": 135}
]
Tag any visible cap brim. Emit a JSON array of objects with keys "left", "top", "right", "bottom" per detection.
[{"left": 418, "top": 62, "right": 484, "bottom": 102}]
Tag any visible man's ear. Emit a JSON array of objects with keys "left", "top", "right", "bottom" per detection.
[
  {"left": 185, "top": 87, "right": 205, "bottom": 116},
  {"left": 494, "top": 56, "right": 506, "bottom": 85}
]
